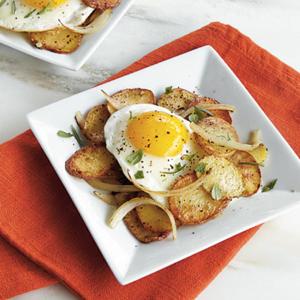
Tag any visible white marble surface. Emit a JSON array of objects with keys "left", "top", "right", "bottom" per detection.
[{"left": 1, "top": 0, "right": 299, "bottom": 299}]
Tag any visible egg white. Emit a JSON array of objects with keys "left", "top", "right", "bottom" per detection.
[
  {"left": 104, "top": 104, "right": 203, "bottom": 203},
  {"left": 0, "top": 0, "right": 94, "bottom": 32}
]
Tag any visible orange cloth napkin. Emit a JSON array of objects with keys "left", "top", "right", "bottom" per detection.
[{"left": 0, "top": 22, "right": 299, "bottom": 300}]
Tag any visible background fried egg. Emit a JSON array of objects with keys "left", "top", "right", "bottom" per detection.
[
  {"left": 104, "top": 104, "right": 203, "bottom": 203},
  {"left": 0, "top": 0, "right": 93, "bottom": 32}
]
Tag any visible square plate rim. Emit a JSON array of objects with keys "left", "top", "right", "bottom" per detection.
[
  {"left": 0, "top": 0, "right": 136, "bottom": 70},
  {"left": 27, "top": 45, "right": 300, "bottom": 285}
]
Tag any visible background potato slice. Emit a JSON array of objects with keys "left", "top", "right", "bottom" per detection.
[
  {"left": 86, "top": 168, "right": 127, "bottom": 185},
  {"left": 65, "top": 145, "right": 115, "bottom": 179},
  {"left": 157, "top": 87, "right": 198, "bottom": 113},
  {"left": 197, "top": 155, "right": 244, "bottom": 199},
  {"left": 168, "top": 173, "right": 229, "bottom": 224},
  {"left": 188, "top": 97, "right": 232, "bottom": 124},
  {"left": 136, "top": 205, "right": 172, "bottom": 233},
  {"left": 82, "top": 0, "right": 120, "bottom": 9},
  {"left": 194, "top": 117, "right": 239, "bottom": 157},
  {"left": 108, "top": 88, "right": 156, "bottom": 112},
  {"left": 123, "top": 210, "right": 169, "bottom": 243},
  {"left": 229, "top": 151, "right": 261, "bottom": 197},
  {"left": 83, "top": 104, "right": 110, "bottom": 145},
  {"left": 29, "top": 27, "right": 82, "bottom": 54},
  {"left": 114, "top": 193, "right": 168, "bottom": 243}
]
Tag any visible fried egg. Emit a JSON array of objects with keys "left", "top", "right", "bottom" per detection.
[
  {"left": 104, "top": 104, "right": 203, "bottom": 203},
  {"left": 0, "top": 0, "right": 93, "bottom": 32}
]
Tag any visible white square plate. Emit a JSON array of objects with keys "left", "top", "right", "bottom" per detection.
[
  {"left": 0, "top": 0, "right": 135, "bottom": 70},
  {"left": 28, "top": 46, "right": 300, "bottom": 284}
]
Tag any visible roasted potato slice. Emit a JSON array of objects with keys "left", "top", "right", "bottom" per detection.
[
  {"left": 157, "top": 87, "right": 198, "bottom": 113},
  {"left": 196, "top": 155, "right": 244, "bottom": 199},
  {"left": 188, "top": 97, "right": 232, "bottom": 124},
  {"left": 29, "top": 27, "right": 82, "bottom": 54},
  {"left": 86, "top": 168, "right": 127, "bottom": 185},
  {"left": 65, "top": 145, "right": 115, "bottom": 179},
  {"left": 136, "top": 205, "right": 172, "bottom": 233},
  {"left": 229, "top": 151, "right": 261, "bottom": 197},
  {"left": 106, "top": 88, "right": 156, "bottom": 113},
  {"left": 82, "top": 104, "right": 110, "bottom": 145},
  {"left": 123, "top": 210, "right": 169, "bottom": 243},
  {"left": 194, "top": 117, "right": 239, "bottom": 157},
  {"left": 168, "top": 173, "right": 229, "bottom": 224},
  {"left": 82, "top": 0, "right": 120, "bottom": 10},
  {"left": 114, "top": 193, "right": 168, "bottom": 243}
]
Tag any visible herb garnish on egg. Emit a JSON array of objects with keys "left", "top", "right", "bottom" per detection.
[
  {"left": 134, "top": 170, "right": 144, "bottom": 179},
  {"left": 160, "top": 163, "right": 186, "bottom": 175},
  {"left": 0, "top": 0, "right": 6, "bottom": 7},
  {"left": 126, "top": 149, "right": 143, "bottom": 165},
  {"left": 24, "top": 9, "right": 36, "bottom": 18}
]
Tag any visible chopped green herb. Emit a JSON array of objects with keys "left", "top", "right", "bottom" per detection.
[
  {"left": 126, "top": 149, "right": 143, "bottom": 165},
  {"left": 37, "top": 2, "right": 50, "bottom": 14},
  {"left": 182, "top": 153, "right": 196, "bottom": 161},
  {"left": 165, "top": 86, "right": 173, "bottom": 94},
  {"left": 262, "top": 179, "right": 277, "bottom": 193},
  {"left": 134, "top": 170, "right": 144, "bottom": 179},
  {"left": 129, "top": 111, "right": 133, "bottom": 120},
  {"left": 71, "top": 125, "right": 84, "bottom": 147},
  {"left": 11, "top": 0, "right": 16, "bottom": 14},
  {"left": 188, "top": 113, "right": 199, "bottom": 123},
  {"left": 24, "top": 8, "right": 36, "bottom": 18},
  {"left": 239, "top": 161, "right": 262, "bottom": 166},
  {"left": 194, "top": 106, "right": 213, "bottom": 118},
  {"left": 226, "top": 132, "right": 231, "bottom": 141},
  {"left": 216, "top": 134, "right": 230, "bottom": 141},
  {"left": 195, "top": 162, "right": 206, "bottom": 174},
  {"left": 211, "top": 184, "right": 222, "bottom": 200},
  {"left": 161, "top": 163, "right": 185, "bottom": 175},
  {"left": 57, "top": 130, "right": 73, "bottom": 138},
  {"left": 0, "top": 0, "right": 6, "bottom": 8}
]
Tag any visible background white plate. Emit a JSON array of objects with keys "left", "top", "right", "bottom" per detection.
[
  {"left": 28, "top": 46, "right": 300, "bottom": 285},
  {"left": 0, "top": 0, "right": 135, "bottom": 70}
]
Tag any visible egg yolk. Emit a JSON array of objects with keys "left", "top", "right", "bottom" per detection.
[
  {"left": 22, "top": 0, "right": 67, "bottom": 9},
  {"left": 127, "top": 111, "right": 189, "bottom": 157}
]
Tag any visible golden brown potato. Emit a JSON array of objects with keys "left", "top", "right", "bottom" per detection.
[
  {"left": 157, "top": 87, "right": 198, "bottom": 113},
  {"left": 82, "top": 0, "right": 120, "bottom": 10},
  {"left": 168, "top": 173, "right": 229, "bottom": 224},
  {"left": 194, "top": 117, "right": 239, "bottom": 157},
  {"left": 123, "top": 210, "right": 169, "bottom": 243},
  {"left": 229, "top": 151, "right": 261, "bottom": 197},
  {"left": 136, "top": 205, "right": 172, "bottom": 233},
  {"left": 65, "top": 145, "right": 115, "bottom": 179},
  {"left": 29, "top": 27, "right": 82, "bottom": 54},
  {"left": 196, "top": 155, "right": 244, "bottom": 200},
  {"left": 106, "top": 88, "right": 156, "bottom": 113},
  {"left": 86, "top": 168, "right": 127, "bottom": 185},
  {"left": 114, "top": 193, "right": 168, "bottom": 243},
  {"left": 188, "top": 97, "right": 232, "bottom": 124},
  {"left": 82, "top": 104, "right": 110, "bottom": 145}
]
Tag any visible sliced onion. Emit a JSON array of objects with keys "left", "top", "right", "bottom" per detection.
[
  {"left": 60, "top": 9, "right": 112, "bottom": 34},
  {"left": 130, "top": 175, "right": 204, "bottom": 197},
  {"left": 109, "top": 197, "right": 177, "bottom": 240},
  {"left": 190, "top": 123, "right": 260, "bottom": 151},
  {"left": 75, "top": 111, "right": 85, "bottom": 129},
  {"left": 100, "top": 89, "right": 118, "bottom": 109},
  {"left": 86, "top": 179, "right": 140, "bottom": 192},
  {"left": 93, "top": 191, "right": 116, "bottom": 206},
  {"left": 181, "top": 103, "right": 236, "bottom": 118},
  {"left": 248, "top": 129, "right": 262, "bottom": 145}
]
